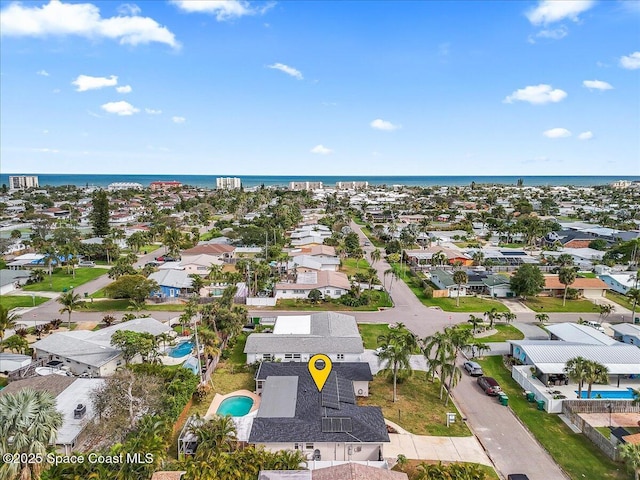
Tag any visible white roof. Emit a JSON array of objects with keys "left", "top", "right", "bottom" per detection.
[
  {"left": 610, "top": 323, "right": 640, "bottom": 337},
  {"left": 546, "top": 323, "right": 618, "bottom": 346},
  {"left": 510, "top": 340, "right": 640, "bottom": 374},
  {"left": 273, "top": 316, "right": 312, "bottom": 335},
  {"left": 55, "top": 379, "right": 104, "bottom": 445}
]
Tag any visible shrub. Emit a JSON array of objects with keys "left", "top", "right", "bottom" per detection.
[
  {"left": 423, "top": 285, "right": 434, "bottom": 298},
  {"left": 566, "top": 287, "right": 579, "bottom": 300}
]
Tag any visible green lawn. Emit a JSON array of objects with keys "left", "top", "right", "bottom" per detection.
[
  {"left": 394, "top": 460, "right": 499, "bottom": 480},
  {"left": 276, "top": 290, "right": 392, "bottom": 312},
  {"left": 22, "top": 268, "right": 106, "bottom": 292},
  {"left": 477, "top": 356, "right": 629, "bottom": 480},
  {"left": 227, "top": 332, "right": 248, "bottom": 364},
  {"left": 360, "top": 228, "right": 386, "bottom": 248},
  {"left": 523, "top": 297, "right": 599, "bottom": 313},
  {"left": 359, "top": 374, "right": 470, "bottom": 437},
  {"left": 359, "top": 323, "right": 392, "bottom": 349},
  {"left": 390, "top": 263, "right": 509, "bottom": 313},
  {"left": 456, "top": 324, "right": 524, "bottom": 343},
  {"left": 0, "top": 295, "right": 49, "bottom": 310},
  {"left": 80, "top": 299, "right": 187, "bottom": 312},
  {"left": 341, "top": 257, "right": 373, "bottom": 276},
  {"left": 578, "top": 272, "right": 597, "bottom": 278},
  {"left": 607, "top": 291, "right": 635, "bottom": 312}
]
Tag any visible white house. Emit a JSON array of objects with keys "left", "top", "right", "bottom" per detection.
[
  {"left": 274, "top": 271, "right": 351, "bottom": 300},
  {"left": 598, "top": 273, "right": 637, "bottom": 295},
  {"left": 32, "top": 318, "right": 172, "bottom": 376},
  {"left": 178, "top": 254, "right": 223, "bottom": 276},
  {"left": 244, "top": 312, "right": 365, "bottom": 364}
]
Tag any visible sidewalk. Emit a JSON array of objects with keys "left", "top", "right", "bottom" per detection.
[{"left": 384, "top": 420, "right": 492, "bottom": 466}]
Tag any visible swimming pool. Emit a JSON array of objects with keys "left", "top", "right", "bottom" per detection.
[
  {"left": 169, "top": 340, "right": 194, "bottom": 358},
  {"left": 216, "top": 396, "right": 254, "bottom": 416},
  {"left": 575, "top": 389, "right": 636, "bottom": 399}
]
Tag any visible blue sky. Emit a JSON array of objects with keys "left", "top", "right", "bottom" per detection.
[{"left": 1, "top": 0, "right": 639, "bottom": 176}]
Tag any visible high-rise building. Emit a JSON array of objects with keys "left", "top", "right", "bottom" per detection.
[
  {"left": 216, "top": 177, "right": 242, "bottom": 190},
  {"left": 336, "top": 181, "right": 369, "bottom": 190},
  {"left": 8, "top": 175, "right": 39, "bottom": 190},
  {"left": 289, "top": 181, "right": 323, "bottom": 191}
]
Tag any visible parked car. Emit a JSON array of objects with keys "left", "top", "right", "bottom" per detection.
[
  {"left": 463, "top": 361, "right": 483, "bottom": 377},
  {"left": 77, "top": 261, "right": 95, "bottom": 267},
  {"left": 477, "top": 376, "right": 502, "bottom": 396},
  {"left": 155, "top": 256, "right": 178, "bottom": 262},
  {"left": 363, "top": 241, "right": 371, "bottom": 246},
  {"left": 507, "top": 475, "right": 530, "bottom": 480},
  {"left": 145, "top": 261, "right": 161, "bottom": 268}
]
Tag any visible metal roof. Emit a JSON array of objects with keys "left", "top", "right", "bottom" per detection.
[
  {"left": 55, "top": 378, "right": 104, "bottom": 445},
  {"left": 610, "top": 324, "right": 640, "bottom": 337},
  {"left": 546, "top": 323, "right": 618, "bottom": 346},
  {"left": 256, "top": 376, "right": 298, "bottom": 418},
  {"left": 244, "top": 335, "right": 364, "bottom": 354},
  {"left": 510, "top": 340, "right": 640, "bottom": 374}
]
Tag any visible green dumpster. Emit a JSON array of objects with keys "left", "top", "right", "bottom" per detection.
[
  {"left": 536, "top": 400, "right": 545, "bottom": 411},
  {"left": 499, "top": 395, "right": 509, "bottom": 406},
  {"left": 526, "top": 392, "right": 535, "bottom": 402}
]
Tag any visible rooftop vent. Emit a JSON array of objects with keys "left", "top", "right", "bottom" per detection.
[{"left": 73, "top": 404, "right": 86, "bottom": 419}]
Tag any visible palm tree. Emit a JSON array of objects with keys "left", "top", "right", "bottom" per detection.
[
  {"left": 377, "top": 325, "right": 418, "bottom": 402},
  {"left": 467, "top": 341, "right": 490, "bottom": 359},
  {"left": 583, "top": 360, "right": 609, "bottom": 399},
  {"left": 558, "top": 267, "right": 576, "bottom": 306},
  {"left": 468, "top": 314, "right": 482, "bottom": 334},
  {"left": 619, "top": 443, "right": 640, "bottom": 480},
  {"left": 189, "top": 414, "right": 238, "bottom": 459},
  {"left": 0, "top": 388, "right": 63, "bottom": 480},
  {"left": 597, "top": 303, "right": 614, "bottom": 323},
  {"left": 484, "top": 307, "right": 499, "bottom": 328},
  {"left": 501, "top": 312, "right": 517, "bottom": 324},
  {"left": 535, "top": 312, "right": 549, "bottom": 324},
  {"left": 627, "top": 288, "right": 640, "bottom": 324},
  {"left": 0, "top": 305, "right": 20, "bottom": 343},
  {"left": 208, "top": 264, "right": 224, "bottom": 283},
  {"left": 57, "top": 290, "right": 83, "bottom": 329},
  {"left": 443, "top": 326, "right": 473, "bottom": 406},
  {"left": 564, "top": 356, "right": 590, "bottom": 399},
  {"left": 452, "top": 270, "right": 468, "bottom": 307},
  {"left": 423, "top": 331, "right": 452, "bottom": 391},
  {"left": 370, "top": 248, "right": 382, "bottom": 265},
  {"left": 163, "top": 227, "right": 183, "bottom": 258}
]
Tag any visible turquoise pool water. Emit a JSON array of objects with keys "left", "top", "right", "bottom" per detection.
[
  {"left": 216, "top": 396, "right": 254, "bottom": 416},
  {"left": 170, "top": 341, "right": 193, "bottom": 358},
  {"left": 575, "top": 389, "right": 635, "bottom": 399}
]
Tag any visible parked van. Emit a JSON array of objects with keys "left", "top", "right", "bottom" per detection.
[
  {"left": 477, "top": 376, "right": 502, "bottom": 396},
  {"left": 584, "top": 320, "right": 605, "bottom": 332}
]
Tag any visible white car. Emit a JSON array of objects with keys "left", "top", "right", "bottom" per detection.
[{"left": 77, "top": 261, "right": 95, "bottom": 267}]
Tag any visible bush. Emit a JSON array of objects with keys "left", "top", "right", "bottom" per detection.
[
  {"left": 423, "top": 285, "right": 434, "bottom": 298},
  {"left": 565, "top": 287, "right": 579, "bottom": 300}
]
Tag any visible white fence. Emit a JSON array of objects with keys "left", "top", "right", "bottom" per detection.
[
  {"left": 246, "top": 297, "right": 277, "bottom": 306},
  {"left": 512, "top": 365, "right": 564, "bottom": 413}
]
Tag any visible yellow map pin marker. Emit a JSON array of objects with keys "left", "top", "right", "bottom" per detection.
[{"left": 308, "top": 354, "right": 332, "bottom": 392}]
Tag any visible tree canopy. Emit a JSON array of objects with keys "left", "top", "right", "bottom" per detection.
[{"left": 510, "top": 264, "right": 545, "bottom": 299}]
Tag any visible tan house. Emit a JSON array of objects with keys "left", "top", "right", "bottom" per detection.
[
  {"left": 275, "top": 271, "right": 351, "bottom": 299},
  {"left": 543, "top": 276, "right": 609, "bottom": 299}
]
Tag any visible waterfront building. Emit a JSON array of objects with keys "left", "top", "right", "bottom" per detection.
[
  {"left": 336, "top": 181, "right": 369, "bottom": 190},
  {"left": 8, "top": 175, "right": 39, "bottom": 190},
  {"left": 289, "top": 181, "right": 323, "bottom": 191},
  {"left": 107, "top": 182, "right": 143, "bottom": 191},
  {"left": 150, "top": 180, "right": 182, "bottom": 191},
  {"left": 216, "top": 177, "right": 242, "bottom": 190}
]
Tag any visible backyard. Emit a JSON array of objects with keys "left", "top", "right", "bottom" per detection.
[
  {"left": 477, "top": 356, "right": 629, "bottom": 480},
  {"left": 21, "top": 267, "right": 107, "bottom": 292}
]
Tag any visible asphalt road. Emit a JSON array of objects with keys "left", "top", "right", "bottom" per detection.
[{"left": 18, "top": 228, "right": 591, "bottom": 478}]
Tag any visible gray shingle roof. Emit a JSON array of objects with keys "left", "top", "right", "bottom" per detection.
[
  {"left": 256, "top": 362, "right": 373, "bottom": 382},
  {"left": 249, "top": 364, "right": 388, "bottom": 444}
]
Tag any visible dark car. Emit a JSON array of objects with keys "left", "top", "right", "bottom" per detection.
[
  {"left": 477, "top": 376, "right": 502, "bottom": 396},
  {"left": 145, "top": 261, "right": 162, "bottom": 268},
  {"left": 155, "top": 256, "right": 178, "bottom": 262},
  {"left": 463, "top": 361, "right": 483, "bottom": 377},
  {"left": 507, "top": 475, "right": 530, "bottom": 480}
]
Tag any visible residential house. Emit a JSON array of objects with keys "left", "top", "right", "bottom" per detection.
[
  {"left": 255, "top": 362, "right": 373, "bottom": 397},
  {"left": 244, "top": 312, "right": 365, "bottom": 363},
  {"left": 181, "top": 243, "right": 236, "bottom": 262},
  {"left": 405, "top": 247, "right": 472, "bottom": 267},
  {"left": 610, "top": 324, "right": 640, "bottom": 347},
  {"left": 248, "top": 368, "right": 389, "bottom": 462},
  {"left": 33, "top": 317, "right": 172, "bottom": 376},
  {"left": 0, "top": 376, "right": 104, "bottom": 455},
  {"left": 0, "top": 269, "right": 32, "bottom": 295},
  {"left": 0, "top": 353, "right": 31, "bottom": 375},
  {"left": 274, "top": 271, "right": 351, "bottom": 300},
  {"left": 258, "top": 463, "right": 406, "bottom": 479},
  {"left": 289, "top": 224, "right": 332, "bottom": 247},
  {"left": 292, "top": 255, "right": 340, "bottom": 272},
  {"left": 429, "top": 268, "right": 513, "bottom": 298},
  {"left": 546, "top": 323, "right": 618, "bottom": 346},
  {"left": 289, "top": 245, "right": 337, "bottom": 258},
  {"left": 598, "top": 273, "right": 637, "bottom": 295},
  {"left": 542, "top": 275, "right": 609, "bottom": 299},
  {"left": 178, "top": 254, "right": 223, "bottom": 276},
  {"left": 148, "top": 270, "right": 194, "bottom": 298}
]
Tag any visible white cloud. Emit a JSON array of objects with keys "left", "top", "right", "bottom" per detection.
[
  {"left": 145, "top": 108, "right": 162, "bottom": 115},
  {"left": 101, "top": 101, "right": 139, "bottom": 116},
  {"left": 0, "top": 0, "right": 179, "bottom": 49},
  {"left": 310, "top": 144, "right": 332, "bottom": 155},
  {"left": 526, "top": 0, "right": 595, "bottom": 25},
  {"left": 620, "top": 51, "right": 640, "bottom": 70},
  {"left": 370, "top": 118, "right": 401, "bottom": 131},
  {"left": 116, "top": 85, "right": 132, "bottom": 93},
  {"left": 543, "top": 127, "right": 572, "bottom": 138},
  {"left": 535, "top": 26, "right": 568, "bottom": 40},
  {"left": 72, "top": 74, "right": 118, "bottom": 92},
  {"left": 172, "top": 116, "right": 186, "bottom": 124},
  {"left": 171, "top": 0, "right": 275, "bottom": 21},
  {"left": 578, "top": 131, "right": 593, "bottom": 140},
  {"left": 267, "top": 63, "right": 303, "bottom": 80},
  {"left": 36, "top": 69, "right": 50, "bottom": 76},
  {"left": 117, "top": 3, "right": 141, "bottom": 16},
  {"left": 583, "top": 79, "right": 613, "bottom": 91},
  {"left": 503, "top": 84, "right": 567, "bottom": 104}
]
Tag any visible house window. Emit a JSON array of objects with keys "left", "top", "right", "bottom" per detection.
[
  {"left": 293, "top": 354, "right": 301, "bottom": 360},
  {"left": 337, "top": 354, "right": 345, "bottom": 360},
  {"left": 263, "top": 354, "right": 272, "bottom": 361},
  {"left": 294, "top": 289, "right": 304, "bottom": 294},
  {"left": 305, "top": 443, "right": 314, "bottom": 450},
  {"left": 294, "top": 443, "right": 301, "bottom": 450},
  {"left": 285, "top": 354, "right": 293, "bottom": 359},
  {"left": 335, "top": 290, "right": 341, "bottom": 295},
  {"left": 170, "top": 288, "right": 175, "bottom": 297}
]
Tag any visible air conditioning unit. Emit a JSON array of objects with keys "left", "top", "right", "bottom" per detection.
[{"left": 73, "top": 404, "right": 86, "bottom": 419}]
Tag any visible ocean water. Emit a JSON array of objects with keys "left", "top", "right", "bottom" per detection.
[{"left": 1, "top": 173, "right": 639, "bottom": 189}]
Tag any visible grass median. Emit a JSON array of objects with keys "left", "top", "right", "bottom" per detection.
[{"left": 477, "top": 356, "right": 628, "bottom": 480}]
